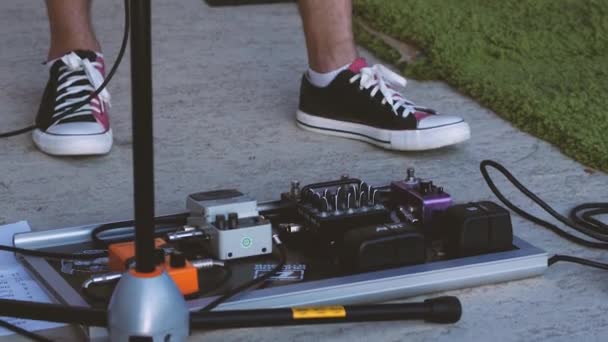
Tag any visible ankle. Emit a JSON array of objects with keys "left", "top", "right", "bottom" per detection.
[
  {"left": 307, "top": 38, "right": 358, "bottom": 73},
  {"left": 307, "top": 62, "right": 351, "bottom": 88},
  {"left": 48, "top": 40, "right": 101, "bottom": 61},
  {"left": 309, "top": 53, "right": 357, "bottom": 73}
]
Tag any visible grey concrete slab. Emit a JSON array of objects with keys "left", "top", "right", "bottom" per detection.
[{"left": 0, "top": 1, "right": 607, "bottom": 341}]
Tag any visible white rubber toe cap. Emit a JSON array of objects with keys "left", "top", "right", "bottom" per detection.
[
  {"left": 33, "top": 128, "right": 113, "bottom": 156},
  {"left": 417, "top": 114, "right": 465, "bottom": 129},
  {"left": 46, "top": 122, "right": 107, "bottom": 135}
]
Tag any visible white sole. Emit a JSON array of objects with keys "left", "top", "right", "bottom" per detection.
[
  {"left": 32, "top": 129, "right": 113, "bottom": 156},
  {"left": 296, "top": 110, "right": 471, "bottom": 151}
]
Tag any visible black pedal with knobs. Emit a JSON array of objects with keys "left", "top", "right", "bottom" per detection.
[{"left": 296, "top": 178, "right": 391, "bottom": 248}]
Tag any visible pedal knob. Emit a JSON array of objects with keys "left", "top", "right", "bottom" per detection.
[
  {"left": 406, "top": 168, "right": 416, "bottom": 181},
  {"left": 290, "top": 181, "right": 301, "bottom": 198},
  {"left": 215, "top": 214, "right": 226, "bottom": 230},
  {"left": 170, "top": 251, "right": 187, "bottom": 268},
  {"left": 153, "top": 249, "right": 165, "bottom": 266},
  {"left": 228, "top": 212, "right": 239, "bottom": 229},
  {"left": 403, "top": 167, "right": 419, "bottom": 187},
  {"left": 420, "top": 180, "right": 433, "bottom": 194}
]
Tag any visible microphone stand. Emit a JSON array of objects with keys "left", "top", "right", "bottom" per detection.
[{"left": 106, "top": 1, "right": 190, "bottom": 340}]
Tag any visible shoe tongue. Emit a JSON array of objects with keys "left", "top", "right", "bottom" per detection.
[
  {"left": 348, "top": 58, "right": 368, "bottom": 73},
  {"left": 73, "top": 50, "right": 98, "bottom": 61},
  {"left": 47, "top": 50, "right": 99, "bottom": 68}
]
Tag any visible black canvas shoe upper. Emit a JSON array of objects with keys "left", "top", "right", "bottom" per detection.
[
  {"left": 36, "top": 50, "right": 110, "bottom": 134},
  {"left": 298, "top": 60, "right": 445, "bottom": 131}
]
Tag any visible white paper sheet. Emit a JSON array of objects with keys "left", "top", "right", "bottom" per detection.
[{"left": 0, "top": 221, "right": 65, "bottom": 336}]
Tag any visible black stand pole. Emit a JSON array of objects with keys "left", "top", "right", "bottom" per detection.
[{"left": 130, "top": 0, "right": 155, "bottom": 274}]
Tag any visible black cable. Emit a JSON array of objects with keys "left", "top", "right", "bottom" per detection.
[
  {"left": 0, "top": 125, "right": 38, "bottom": 138},
  {"left": 570, "top": 203, "right": 608, "bottom": 233},
  {"left": 82, "top": 266, "right": 233, "bottom": 303},
  {"left": 0, "top": 319, "right": 52, "bottom": 342},
  {"left": 480, "top": 160, "right": 608, "bottom": 270},
  {"left": 0, "top": 299, "right": 107, "bottom": 327},
  {"left": 82, "top": 286, "right": 110, "bottom": 305},
  {"left": 0, "top": 0, "right": 130, "bottom": 139},
  {"left": 81, "top": 279, "right": 118, "bottom": 305},
  {"left": 548, "top": 255, "right": 608, "bottom": 270},
  {"left": 213, "top": 267, "right": 234, "bottom": 292},
  {"left": 91, "top": 212, "right": 189, "bottom": 248},
  {"left": 0, "top": 244, "right": 107, "bottom": 260},
  {"left": 185, "top": 267, "right": 233, "bottom": 300},
  {"left": 480, "top": 160, "right": 608, "bottom": 247},
  {"left": 200, "top": 241, "right": 287, "bottom": 312},
  {"left": 0, "top": 212, "right": 187, "bottom": 261}
]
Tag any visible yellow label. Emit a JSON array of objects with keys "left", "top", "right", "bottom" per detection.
[{"left": 292, "top": 306, "right": 346, "bottom": 320}]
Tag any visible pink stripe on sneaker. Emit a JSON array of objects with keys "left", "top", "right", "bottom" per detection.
[
  {"left": 349, "top": 58, "right": 368, "bottom": 73},
  {"left": 93, "top": 53, "right": 109, "bottom": 130},
  {"left": 95, "top": 54, "right": 106, "bottom": 76},
  {"left": 414, "top": 112, "right": 433, "bottom": 121},
  {"left": 93, "top": 107, "right": 110, "bottom": 130}
]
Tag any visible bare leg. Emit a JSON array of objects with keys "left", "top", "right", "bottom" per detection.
[
  {"left": 45, "top": 0, "right": 101, "bottom": 60},
  {"left": 298, "top": 0, "right": 358, "bottom": 73}
]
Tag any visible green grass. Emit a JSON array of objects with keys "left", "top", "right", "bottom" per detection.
[{"left": 353, "top": 0, "right": 608, "bottom": 172}]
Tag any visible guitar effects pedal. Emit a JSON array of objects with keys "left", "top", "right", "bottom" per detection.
[
  {"left": 391, "top": 168, "right": 452, "bottom": 226},
  {"left": 186, "top": 190, "right": 273, "bottom": 260},
  {"left": 107, "top": 238, "right": 200, "bottom": 295},
  {"left": 296, "top": 178, "right": 391, "bottom": 248}
]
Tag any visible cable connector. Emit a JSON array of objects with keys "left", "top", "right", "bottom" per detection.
[
  {"left": 82, "top": 272, "right": 123, "bottom": 291},
  {"left": 272, "top": 233, "right": 283, "bottom": 246},
  {"left": 190, "top": 258, "right": 225, "bottom": 270},
  {"left": 277, "top": 223, "right": 304, "bottom": 234},
  {"left": 166, "top": 229, "right": 209, "bottom": 242}
]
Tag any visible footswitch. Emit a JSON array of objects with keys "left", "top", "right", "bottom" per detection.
[
  {"left": 339, "top": 222, "right": 426, "bottom": 271},
  {"left": 440, "top": 201, "right": 513, "bottom": 257},
  {"left": 186, "top": 189, "right": 272, "bottom": 260}
]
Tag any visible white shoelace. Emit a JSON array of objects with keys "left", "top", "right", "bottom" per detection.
[
  {"left": 349, "top": 64, "right": 418, "bottom": 117},
  {"left": 52, "top": 52, "right": 111, "bottom": 124}
]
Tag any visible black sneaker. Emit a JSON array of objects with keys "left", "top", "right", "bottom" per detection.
[
  {"left": 34, "top": 50, "right": 112, "bottom": 156},
  {"left": 296, "top": 58, "right": 470, "bottom": 151}
]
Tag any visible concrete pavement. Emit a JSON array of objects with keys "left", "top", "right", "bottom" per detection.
[{"left": 1, "top": 1, "right": 607, "bottom": 341}]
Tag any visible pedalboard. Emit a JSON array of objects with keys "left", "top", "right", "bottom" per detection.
[{"left": 13, "top": 165, "right": 549, "bottom": 333}]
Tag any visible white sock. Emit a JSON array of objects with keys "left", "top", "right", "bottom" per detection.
[{"left": 307, "top": 63, "right": 351, "bottom": 88}]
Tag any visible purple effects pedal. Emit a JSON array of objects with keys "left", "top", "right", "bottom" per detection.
[{"left": 391, "top": 168, "right": 452, "bottom": 225}]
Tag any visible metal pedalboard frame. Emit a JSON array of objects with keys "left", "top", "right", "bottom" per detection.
[{"left": 13, "top": 201, "right": 548, "bottom": 339}]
